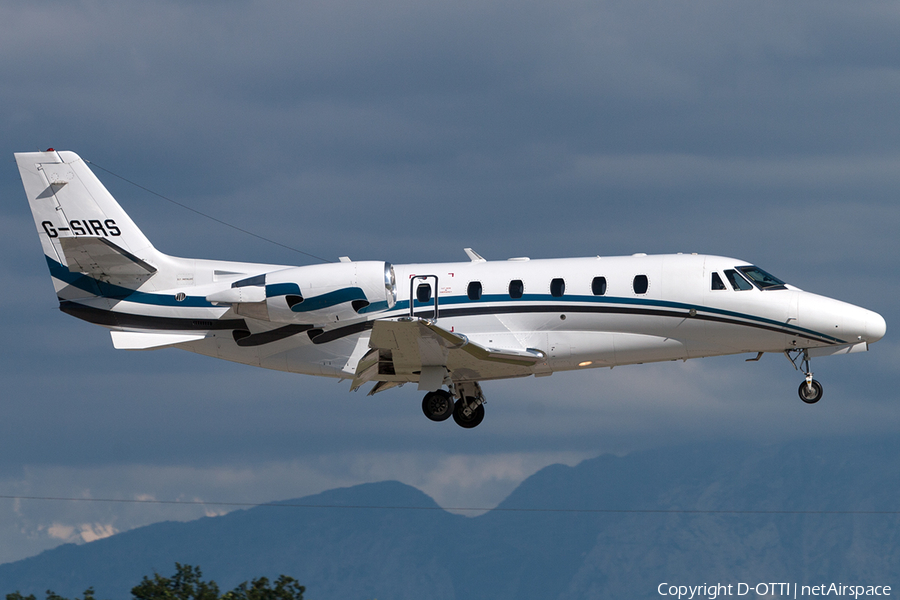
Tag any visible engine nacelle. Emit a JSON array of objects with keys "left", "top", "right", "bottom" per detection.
[{"left": 227, "top": 261, "right": 396, "bottom": 325}]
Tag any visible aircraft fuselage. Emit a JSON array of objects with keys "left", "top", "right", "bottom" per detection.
[{"left": 17, "top": 150, "right": 886, "bottom": 428}]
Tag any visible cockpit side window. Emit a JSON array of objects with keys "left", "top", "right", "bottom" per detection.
[
  {"left": 736, "top": 266, "right": 787, "bottom": 290},
  {"left": 711, "top": 272, "right": 726, "bottom": 290},
  {"left": 725, "top": 269, "right": 753, "bottom": 291}
]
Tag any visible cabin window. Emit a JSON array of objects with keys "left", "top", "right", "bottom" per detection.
[
  {"left": 509, "top": 279, "right": 524, "bottom": 299},
  {"left": 591, "top": 276, "right": 607, "bottom": 296},
  {"left": 633, "top": 275, "right": 649, "bottom": 294},
  {"left": 736, "top": 266, "right": 787, "bottom": 290},
  {"left": 550, "top": 278, "right": 565, "bottom": 297},
  {"left": 725, "top": 269, "right": 753, "bottom": 291},
  {"left": 711, "top": 272, "right": 726, "bottom": 290},
  {"left": 467, "top": 281, "right": 482, "bottom": 300},
  {"left": 416, "top": 283, "right": 432, "bottom": 303}
]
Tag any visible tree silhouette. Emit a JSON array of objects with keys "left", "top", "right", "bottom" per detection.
[{"left": 5, "top": 564, "right": 304, "bottom": 600}]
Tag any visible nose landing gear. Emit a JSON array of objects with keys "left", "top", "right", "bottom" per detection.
[{"left": 785, "top": 349, "right": 824, "bottom": 404}]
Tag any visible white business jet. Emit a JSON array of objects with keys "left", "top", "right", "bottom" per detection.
[{"left": 16, "top": 150, "right": 886, "bottom": 428}]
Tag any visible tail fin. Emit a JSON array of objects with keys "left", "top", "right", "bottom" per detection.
[{"left": 15, "top": 150, "right": 160, "bottom": 297}]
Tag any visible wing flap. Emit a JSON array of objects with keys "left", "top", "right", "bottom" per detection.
[
  {"left": 353, "top": 319, "right": 546, "bottom": 390},
  {"left": 421, "top": 322, "right": 546, "bottom": 366}
]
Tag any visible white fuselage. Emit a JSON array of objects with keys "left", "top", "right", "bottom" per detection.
[{"left": 17, "top": 150, "right": 887, "bottom": 426}]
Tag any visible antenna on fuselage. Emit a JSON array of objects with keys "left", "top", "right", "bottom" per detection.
[{"left": 464, "top": 248, "right": 486, "bottom": 263}]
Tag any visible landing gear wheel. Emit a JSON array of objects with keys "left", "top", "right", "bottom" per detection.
[
  {"left": 798, "top": 379, "right": 824, "bottom": 404},
  {"left": 422, "top": 390, "right": 454, "bottom": 422},
  {"left": 452, "top": 397, "right": 485, "bottom": 429}
]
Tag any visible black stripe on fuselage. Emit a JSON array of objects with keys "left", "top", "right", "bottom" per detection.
[
  {"left": 233, "top": 324, "right": 315, "bottom": 347},
  {"left": 60, "top": 301, "right": 246, "bottom": 331},
  {"left": 308, "top": 321, "right": 373, "bottom": 344},
  {"left": 63, "top": 301, "right": 316, "bottom": 347}
]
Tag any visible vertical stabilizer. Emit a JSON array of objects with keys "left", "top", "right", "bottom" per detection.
[{"left": 15, "top": 150, "right": 160, "bottom": 297}]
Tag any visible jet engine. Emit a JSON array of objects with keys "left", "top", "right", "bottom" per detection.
[{"left": 208, "top": 261, "right": 397, "bottom": 325}]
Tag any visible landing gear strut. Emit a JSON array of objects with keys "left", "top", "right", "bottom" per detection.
[{"left": 785, "top": 349, "right": 824, "bottom": 404}]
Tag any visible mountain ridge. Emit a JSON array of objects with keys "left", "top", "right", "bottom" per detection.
[{"left": 3, "top": 437, "right": 898, "bottom": 599}]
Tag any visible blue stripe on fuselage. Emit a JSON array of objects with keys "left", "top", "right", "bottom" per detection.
[
  {"left": 265, "top": 282, "right": 301, "bottom": 297},
  {"left": 45, "top": 255, "right": 843, "bottom": 344},
  {"left": 289, "top": 287, "right": 367, "bottom": 312},
  {"left": 46, "top": 255, "right": 214, "bottom": 307}
]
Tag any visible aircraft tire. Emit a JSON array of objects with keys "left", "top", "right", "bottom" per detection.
[
  {"left": 798, "top": 379, "right": 824, "bottom": 404},
  {"left": 452, "top": 398, "right": 485, "bottom": 429},
  {"left": 422, "top": 390, "right": 454, "bottom": 422}
]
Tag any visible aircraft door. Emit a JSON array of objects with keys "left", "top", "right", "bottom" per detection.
[
  {"left": 409, "top": 274, "right": 439, "bottom": 320},
  {"left": 785, "top": 290, "right": 801, "bottom": 346}
]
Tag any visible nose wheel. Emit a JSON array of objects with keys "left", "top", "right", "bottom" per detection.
[
  {"left": 798, "top": 378, "right": 824, "bottom": 404},
  {"left": 785, "top": 349, "right": 825, "bottom": 404}
]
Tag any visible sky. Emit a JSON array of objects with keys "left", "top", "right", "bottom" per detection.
[{"left": 1, "top": 0, "right": 899, "bottom": 565}]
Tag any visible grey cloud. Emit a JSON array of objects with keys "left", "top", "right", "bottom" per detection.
[
  {"left": 2, "top": 0, "right": 898, "bottom": 566},
  {"left": 7, "top": 2, "right": 900, "bottom": 171}
]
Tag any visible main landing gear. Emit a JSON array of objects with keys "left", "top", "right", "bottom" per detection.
[
  {"left": 785, "top": 349, "right": 824, "bottom": 404},
  {"left": 421, "top": 382, "right": 486, "bottom": 428},
  {"left": 421, "top": 390, "right": 454, "bottom": 422}
]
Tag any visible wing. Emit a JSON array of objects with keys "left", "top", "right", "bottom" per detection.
[{"left": 351, "top": 319, "right": 546, "bottom": 393}]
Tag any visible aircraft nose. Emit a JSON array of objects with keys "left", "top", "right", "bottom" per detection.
[
  {"left": 842, "top": 305, "right": 886, "bottom": 345},
  {"left": 866, "top": 310, "right": 887, "bottom": 344},
  {"left": 798, "top": 293, "right": 885, "bottom": 346}
]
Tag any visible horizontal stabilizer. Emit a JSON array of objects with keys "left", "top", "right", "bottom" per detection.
[
  {"left": 111, "top": 331, "right": 206, "bottom": 350},
  {"left": 59, "top": 237, "right": 156, "bottom": 287}
]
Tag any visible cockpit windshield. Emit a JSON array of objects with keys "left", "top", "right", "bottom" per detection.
[{"left": 735, "top": 266, "right": 787, "bottom": 290}]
